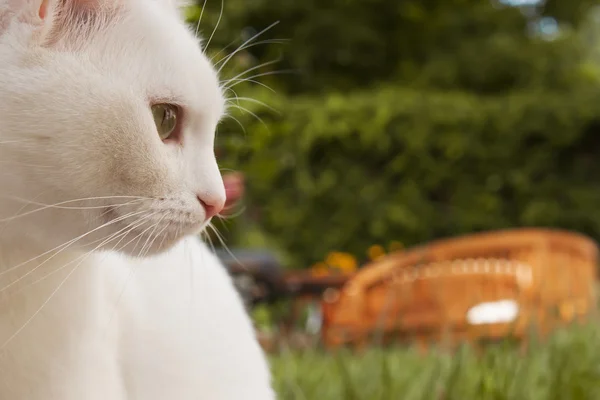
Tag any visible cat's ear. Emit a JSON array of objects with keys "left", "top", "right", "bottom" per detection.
[
  {"left": 2, "top": 0, "right": 104, "bottom": 42},
  {"left": 4, "top": 0, "right": 68, "bottom": 26},
  {"left": 2, "top": 0, "right": 53, "bottom": 25}
]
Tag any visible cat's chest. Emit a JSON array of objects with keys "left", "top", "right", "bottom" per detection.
[
  {"left": 113, "top": 243, "right": 273, "bottom": 400},
  {"left": 0, "top": 240, "right": 273, "bottom": 400},
  {"left": 113, "top": 251, "right": 261, "bottom": 399}
]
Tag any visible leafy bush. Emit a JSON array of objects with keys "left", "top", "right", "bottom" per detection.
[
  {"left": 189, "top": 0, "right": 600, "bottom": 266},
  {"left": 187, "top": 0, "right": 597, "bottom": 94},
  {"left": 218, "top": 86, "right": 600, "bottom": 266}
]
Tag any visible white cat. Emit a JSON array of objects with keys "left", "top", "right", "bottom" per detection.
[{"left": 0, "top": 0, "right": 275, "bottom": 399}]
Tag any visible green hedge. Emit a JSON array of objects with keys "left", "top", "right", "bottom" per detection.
[
  {"left": 187, "top": 0, "right": 596, "bottom": 95},
  {"left": 218, "top": 87, "right": 600, "bottom": 267}
]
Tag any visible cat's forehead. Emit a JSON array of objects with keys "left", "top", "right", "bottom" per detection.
[{"left": 87, "top": 2, "right": 224, "bottom": 120}]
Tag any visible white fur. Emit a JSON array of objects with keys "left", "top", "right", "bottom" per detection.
[{"left": 0, "top": 0, "right": 275, "bottom": 399}]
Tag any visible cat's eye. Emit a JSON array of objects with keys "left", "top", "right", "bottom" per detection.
[{"left": 152, "top": 103, "right": 180, "bottom": 141}]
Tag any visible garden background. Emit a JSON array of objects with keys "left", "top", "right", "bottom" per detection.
[
  {"left": 190, "top": 0, "right": 600, "bottom": 268},
  {"left": 186, "top": 1, "right": 600, "bottom": 398}
]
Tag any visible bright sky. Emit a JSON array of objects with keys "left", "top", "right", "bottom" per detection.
[{"left": 500, "top": 0, "right": 543, "bottom": 5}]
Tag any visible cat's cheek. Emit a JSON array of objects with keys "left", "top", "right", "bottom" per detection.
[
  {"left": 93, "top": 129, "right": 167, "bottom": 197},
  {"left": 114, "top": 160, "right": 173, "bottom": 198}
]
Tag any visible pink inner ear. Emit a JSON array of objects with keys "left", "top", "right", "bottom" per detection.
[{"left": 39, "top": 0, "right": 49, "bottom": 19}]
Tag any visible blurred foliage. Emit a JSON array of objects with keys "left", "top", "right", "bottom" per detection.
[
  {"left": 187, "top": 0, "right": 600, "bottom": 266},
  {"left": 189, "top": 0, "right": 599, "bottom": 93},
  {"left": 218, "top": 87, "right": 600, "bottom": 265}
]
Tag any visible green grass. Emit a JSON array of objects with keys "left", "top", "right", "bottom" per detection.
[{"left": 270, "top": 322, "right": 600, "bottom": 400}]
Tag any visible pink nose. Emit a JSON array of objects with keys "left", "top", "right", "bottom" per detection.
[{"left": 196, "top": 195, "right": 224, "bottom": 220}]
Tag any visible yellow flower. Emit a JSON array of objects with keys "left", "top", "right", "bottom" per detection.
[
  {"left": 325, "top": 252, "right": 358, "bottom": 274},
  {"left": 368, "top": 245, "right": 386, "bottom": 261}
]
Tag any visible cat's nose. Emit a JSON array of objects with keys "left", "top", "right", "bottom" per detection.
[{"left": 196, "top": 194, "right": 224, "bottom": 220}]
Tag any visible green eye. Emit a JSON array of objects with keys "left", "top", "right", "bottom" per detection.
[{"left": 151, "top": 103, "right": 179, "bottom": 140}]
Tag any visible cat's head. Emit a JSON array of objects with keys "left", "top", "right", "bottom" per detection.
[{"left": 0, "top": 0, "right": 227, "bottom": 256}]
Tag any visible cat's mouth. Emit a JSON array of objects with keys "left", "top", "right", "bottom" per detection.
[
  {"left": 101, "top": 206, "right": 153, "bottom": 244},
  {"left": 100, "top": 205, "right": 200, "bottom": 255}
]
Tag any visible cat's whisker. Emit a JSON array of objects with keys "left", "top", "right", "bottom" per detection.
[
  {"left": 100, "top": 217, "right": 167, "bottom": 340},
  {"left": 221, "top": 82, "right": 278, "bottom": 128},
  {"left": 207, "top": 223, "right": 247, "bottom": 271},
  {"left": 0, "top": 140, "right": 34, "bottom": 145},
  {"left": 112, "top": 212, "right": 164, "bottom": 255},
  {"left": 156, "top": 221, "right": 173, "bottom": 252},
  {"left": 0, "top": 196, "right": 149, "bottom": 223},
  {"left": 143, "top": 222, "right": 170, "bottom": 258},
  {"left": 207, "top": 237, "right": 217, "bottom": 256},
  {"left": 226, "top": 104, "right": 268, "bottom": 128},
  {"left": 202, "top": 0, "right": 224, "bottom": 54},
  {"left": 219, "top": 88, "right": 249, "bottom": 134},
  {"left": 215, "top": 21, "right": 281, "bottom": 72},
  {"left": 0, "top": 194, "right": 150, "bottom": 208},
  {"left": 201, "top": 229, "right": 217, "bottom": 255},
  {"left": 212, "top": 218, "right": 230, "bottom": 234},
  {"left": 185, "top": 236, "right": 195, "bottom": 329},
  {"left": 213, "top": 35, "right": 286, "bottom": 68},
  {"left": 0, "top": 211, "right": 150, "bottom": 293},
  {"left": 6, "top": 218, "right": 146, "bottom": 299},
  {"left": 223, "top": 86, "right": 240, "bottom": 103},
  {"left": 206, "top": 222, "right": 221, "bottom": 242},
  {"left": 101, "top": 214, "right": 160, "bottom": 262},
  {"left": 209, "top": 36, "right": 240, "bottom": 63},
  {"left": 215, "top": 204, "right": 246, "bottom": 220},
  {"left": 216, "top": 39, "right": 289, "bottom": 81},
  {"left": 221, "top": 114, "right": 247, "bottom": 135},
  {"left": 0, "top": 190, "right": 50, "bottom": 237},
  {"left": 0, "top": 210, "right": 149, "bottom": 279},
  {"left": 223, "top": 69, "right": 294, "bottom": 91},
  {"left": 1, "top": 194, "right": 152, "bottom": 205},
  {"left": 221, "top": 58, "right": 282, "bottom": 87},
  {"left": 209, "top": 34, "right": 289, "bottom": 67},
  {"left": 226, "top": 96, "right": 280, "bottom": 114},
  {"left": 223, "top": 87, "right": 243, "bottom": 113},
  {"left": 130, "top": 222, "right": 161, "bottom": 257},
  {"left": 137, "top": 215, "right": 168, "bottom": 258},
  {"left": 194, "top": 0, "right": 209, "bottom": 38},
  {"left": 216, "top": 37, "right": 288, "bottom": 67},
  {"left": 222, "top": 78, "right": 276, "bottom": 93},
  {"left": 206, "top": 223, "right": 218, "bottom": 255},
  {"left": 0, "top": 161, "right": 54, "bottom": 168},
  {"left": 96, "top": 199, "right": 147, "bottom": 219},
  {"left": 174, "top": 224, "right": 182, "bottom": 247}
]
